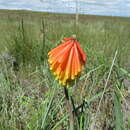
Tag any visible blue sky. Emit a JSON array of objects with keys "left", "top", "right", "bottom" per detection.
[{"left": 0, "top": 0, "right": 130, "bottom": 17}]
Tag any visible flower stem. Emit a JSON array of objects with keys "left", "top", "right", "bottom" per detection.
[{"left": 64, "top": 87, "right": 74, "bottom": 130}]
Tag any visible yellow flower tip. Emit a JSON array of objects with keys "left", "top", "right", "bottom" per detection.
[
  {"left": 65, "top": 71, "right": 69, "bottom": 78},
  {"left": 57, "top": 74, "right": 61, "bottom": 79},
  {"left": 59, "top": 78, "right": 67, "bottom": 86},
  {"left": 48, "top": 52, "right": 51, "bottom": 56},
  {"left": 62, "top": 80, "right": 66, "bottom": 86},
  {"left": 63, "top": 83, "right": 66, "bottom": 86},
  {"left": 64, "top": 75, "right": 68, "bottom": 80},
  {"left": 71, "top": 76, "right": 75, "bottom": 80},
  {"left": 53, "top": 72, "right": 56, "bottom": 75},
  {"left": 59, "top": 80, "right": 65, "bottom": 86},
  {"left": 56, "top": 69, "right": 61, "bottom": 75},
  {"left": 48, "top": 59, "right": 52, "bottom": 64},
  {"left": 50, "top": 67, "right": 53, "bottom": 70},
  {"left": 56, "top": 72, "right": 60, "bottom": 76},
  {"left": 78, "top": 69, "right": 81, "bottom": 73}
]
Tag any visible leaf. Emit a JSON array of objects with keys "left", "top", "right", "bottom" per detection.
[
  {"left": 120, "top": 68, "right": 130, "bottom": 78},
  {"left": 41, "top": 88, "right": 56, "bottom": 129},
  {"left": 114, "top": 91, "right": 124, "bottom": 130}
]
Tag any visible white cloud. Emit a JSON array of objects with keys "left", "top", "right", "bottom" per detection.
[
  {"left": 62, "top": 0, "right": 96, "bottom": 3},
  {"left": 0, "top": 0, "right": 130, "bottom": 17}
]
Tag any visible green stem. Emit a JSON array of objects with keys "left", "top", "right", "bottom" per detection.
[{"left": 64, "top": 87, "right": 74, "bottom": 130}]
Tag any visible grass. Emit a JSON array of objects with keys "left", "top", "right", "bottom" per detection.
[{"left": 0, "top": 9, "right": 130, "bottom": 130}]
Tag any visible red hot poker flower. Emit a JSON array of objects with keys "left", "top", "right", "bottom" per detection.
[{"left": 48, "top": 37, "right": 86, "bottom": 86}]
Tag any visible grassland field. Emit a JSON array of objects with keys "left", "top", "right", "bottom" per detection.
[{"left": 0, "top": 9, "right": 130, "bottom": 130}]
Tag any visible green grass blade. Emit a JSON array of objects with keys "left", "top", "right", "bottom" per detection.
[
  {"left": 114, "top": 91, "right": 124, "bottom": 130},
  {"left": 119, "top": 68, "right": 130, "bottom": 78},
  {"left": 128, "top": 116, "right": 130, "bottom": 130},
  {"left": 41, "top": 87, "right": 56, "bottom": 129}
]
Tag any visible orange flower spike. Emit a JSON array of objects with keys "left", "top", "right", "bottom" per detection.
[
  {"left": 50, "top": 43, "right": 72, "bottom": 62},
  {"left": 48, "top": 37, "right": 86, "bottom": 86},
  {"left": 76, "top": 41, "right": 86, "bottom": 64},
  {"left": 48, "top": 39, "right": 72, "bottom": 57},
  {"left": 64, "top": 45, "right": 74, "bottom": 80},
  {"left": 71, "top": 51, "right": 75, "bottom": 79},
  {"left": 49, "top": 42, "right": 73, "bottom": 64},
  {"left": 74, "top": 43, "right": 81, "bottom": 74}
]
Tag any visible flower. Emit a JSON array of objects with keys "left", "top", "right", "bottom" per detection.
[{"left": 48, "top": 37, "right": 86, "bottom": 86}]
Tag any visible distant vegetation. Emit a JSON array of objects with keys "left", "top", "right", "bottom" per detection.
[{"left": 0, "top": 9, "right": 130, "bottom": 130}]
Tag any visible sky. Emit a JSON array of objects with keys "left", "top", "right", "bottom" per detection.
[{"left": 0, "top": 0, "right": 130, "bottom": 17}]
